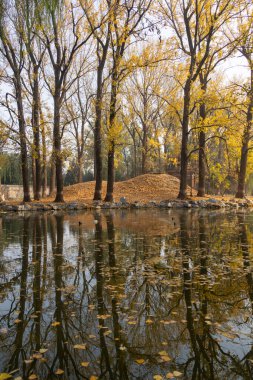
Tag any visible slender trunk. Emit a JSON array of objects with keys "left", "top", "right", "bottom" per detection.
[
  {"left": 105, "top": 66, "right": 118, "bottom": 202},
  {"left": 236, "top": 127, "right": 251, "bottom": 198},
  {"left": 32, "top": 65, "right": 41, "bottom": 200},
  {"left": 49, "top": 157, "right": 56, "bottom": 196},
  {"left": 142, "top": 124, "right": 147, "bottom": 174},
  {"left": 105, "top": 143, "right": 115, "bottom": 202},
  {"left": 197, "top": 79, "right": 207, "bottom": 197},
  {"left": 15, "top": 77, "right": 31, "bottom": 202},
  {"left": 236, "top": 69, "right": 253, "bottom": 198},
  {"left": 94, "top": 66, "right": 103, "bottom": 200},
  {"left": 53, "top": 80, "right": 64, "bottom": 203},
  {"left": 32, "top": 156, "right": 36, "bottom": 197},
  {"left": 178, "top": 78, "right": 191, "bottom": 199},
  {"left": 77, "top": 154, "right": 83, "bottom": 183},
  {"left": 40, "top": 106, "right": 47, "bottom": 197}
]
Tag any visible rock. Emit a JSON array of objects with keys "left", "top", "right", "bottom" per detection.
[
  {"left": 49, "top": 203, "right": 67, "bottom": 210},
  {"left": 120, "top": 197, "right": 127, "bottom": 205},
  {"left": 208, "top": 198, "right": 219, "bottom": 203},
  {"left": 66, "top": 202, "right": 88, "bottom": 210}
]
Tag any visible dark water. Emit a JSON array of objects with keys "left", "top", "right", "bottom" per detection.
[{"left": 1, "top": 209, "right": 253, "bottom": 380}]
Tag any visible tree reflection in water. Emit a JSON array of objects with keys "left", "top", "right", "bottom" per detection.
[{"left": 0, "top": 209, "right": 253, "bottom": 379}]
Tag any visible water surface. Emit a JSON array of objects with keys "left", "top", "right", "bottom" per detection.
[{"left": 0, "top": 209, "right": 253, "bottom": 379}]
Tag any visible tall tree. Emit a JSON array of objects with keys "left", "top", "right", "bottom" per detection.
[
  {"left": 160, "top": 0, "right": 241, "bottom": 199},
  {"left": 38, "top": 0, "right": 95, "bottom": 202},
  {"left": 0, "top": 0, "right": 31, "bottom": 202},
  {"left": 104, "top": 0, "right": 152, "bottom": 202},
  {"left": 235, "top": 14, "right": 253, "bottom": 198}
]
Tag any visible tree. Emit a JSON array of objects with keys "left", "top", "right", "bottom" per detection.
[
  {"left": 37, "top": 0, "right": 95, "bottom": 202},
  {"left": 104, "top": 0, "right": 152, "bottom": 202},
  {"left": 0, "top": 0, "right": 31, "bottom": 202},
  {"left": 235, "top": 13, "right": 253, "bottom": 198},
  {"left": 160, "top": 0, "right": 242, "bottom": 199}
]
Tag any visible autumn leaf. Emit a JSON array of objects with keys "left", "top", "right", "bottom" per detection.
[
  {"left": 0, "top": 374, "right": 12, "bottom": 380},
  {"left": 81, "top": 362, "right": 89, "bottom": 367},
  {"left": 153, "top": 376, "right": 163, "bottom": 380},
  {"left": 135, "top": 359, "right": 145, "bottom": 364},
  {"left": 51, "top": 321, "right": 61, "bottom": 327},
  {"left": 74, "top": 344, "right": 86, "bottom": 350},
  {"left": 28, "top": 375, "right": 37, "bottom": 380},
  {"left": 55, "top": 369, "right": 64, "bottom": 375},
  {"left": 39, "top": 348, "right": 48, "bottom": 354},
  {"left": 173, "top": 371, "right": 183, "bottom": 377}
]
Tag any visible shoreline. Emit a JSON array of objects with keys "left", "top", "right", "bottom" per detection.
[{"left": 0, "top": 197, "right": 253, "bottom": 212}]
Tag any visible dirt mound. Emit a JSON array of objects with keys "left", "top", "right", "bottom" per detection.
[{"left": 63, "top": 174, "right": 195, "bottom": 203}]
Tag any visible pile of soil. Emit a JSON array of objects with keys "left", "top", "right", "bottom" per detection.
[{"left": 63, "top": 174, "right": 195, "bottom": 203}]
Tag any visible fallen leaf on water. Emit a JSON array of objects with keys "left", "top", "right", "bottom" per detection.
[
  {"left": 173, "top": 371, "right": 183, "bottom": 377},
  {"left": 135, "top": 359, "right": 145, "bottom": 364},
  {"left": 0, "top": 374, "right": 12, "bottom": 380},
  {"left": 24, "top": 360, "right": 33, "bottom": 364},
  {"left": 28, "top": 375, "right": 37, "bottom": 380},
  {"left": 74, "top": 344, "right": 86, "bottom": 350},
  {"left": 153, "top": 376, "right": 163, "bottom": 380},
  {"left": 32, "top": 354, "right": 42, "bottom": 360},
  {"left": 161, "top": 355, "right": 171, "bottom": 362},
  {"left": 39, "top": 349, "right": 48, "bottom": 354},
  {"left": 166, "top": 373, "right": 174, "bottom": 379},
  {"left": 14, "top": 319, "right": 22, "bottom": 324},
  {"left": 14, "top": 377, "right": 22, "bottom": 380},
  {"left": 158, "top": 351, "right": 168, "bottom": 356},
  {"left": 90, "top": 376, "right": 98, "bottom": 380},
  {"left": 51, "top": 321, "right": 60, "bottom": 327},
  {"left": 81, "top": 362, "right": 89, "bottom": 367},
  {"left": 55, "top": 369, "right": 64, "bottom": 375}
]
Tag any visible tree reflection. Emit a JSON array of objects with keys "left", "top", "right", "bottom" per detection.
[{"left": 1, "top": 210, "right": 253, "bottom": 379}]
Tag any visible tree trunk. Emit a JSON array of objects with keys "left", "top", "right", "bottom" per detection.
[
  {"left": 32, "top": 66, "right": 41, "bottom": 200},
  {"left": 197, "top": 78, "right": 207, "bottom": 197},
  {"left": 94, "top": 67, "right": 103, "bottom": 200},
  {"left": 178, "top": 79, "right": 191, "bottom": 199},
  {"left": 236, "top": 71, "right": 253, "bottom": 198},
  {"left": 32, "top": 155, "right": 36, "bottom": 197},
  {"left": 142, "top": 125, "right": 147, "bottom": 174},
  {"left": 105, "top": 143, "right": 115, "bottom": 202},
  {"left": 40, "top": 107, "right": 47, "bottom": 198},
  {"left": 53, "top": 82, "right": 64, "bottom": 203},
  {"left": 77, "top": 155, "right": 83, "bottom": 183},
  {"left": 49, "top": 157, "right": 56, "bottom": 196},
  {"left": 105, "top": 66, "right": 118, "bottom": 202},
  {"left": 15, "top": 78, "right": 31, "bottom": 202}
]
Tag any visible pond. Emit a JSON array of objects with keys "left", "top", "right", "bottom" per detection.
[{"left": 0, "top": 209, "right": 253, "bottom": 380}]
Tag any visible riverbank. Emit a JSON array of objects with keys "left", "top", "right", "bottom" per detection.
[
  {"left": 0, "top": 197, "right": 253, "bottom": 212},
  {"left": 1, "top": 174, "right": 252, "bottom": 212}
]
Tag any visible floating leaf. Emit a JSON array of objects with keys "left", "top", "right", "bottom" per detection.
[
  {"left": 153, "top": 376, "right": 163, "bottom": 380},
  {"left": 55, "top": 369, "right": 64, "bottom": 375},
  {"left": 81, "top": 362, "right": 89, "bottom": 367},
  {"left": 166, "top": 374, "right": 174, "bottom": 379},
  {"left": 24, "top": 360, "right": 33, "bottom": 364},
  {"left": 28, "top": 375, "right": 37, "bottom": 380},
  {"left": 135, "top": 359, "right": 145, "bottom": 364},
  {"left": 39, "top": 349, "right": 48, "bottom": 354},
  {"left": 51, "top": 321, "right": 60, "bottom": 327},
  {"left": 74, "top": 344, "right": 86, "bottom": 350},
  {"left": 0, "top": 374, "right": 12, "bottom": 380},
  {"left": 173, "top": 371, "right": 183, "bottom": 377},
  {"left": 158, "top": 351, "right": 168, "bottom": 356},
  {"left": 161, "top": 355, "right": 171, "bottom": 362}
]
